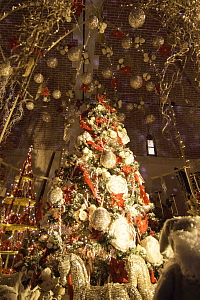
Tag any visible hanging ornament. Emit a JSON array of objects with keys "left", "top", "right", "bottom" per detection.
[
  {"left": 100, "top": 151, "right": 117, "bottom": 169},
  {"left": 42, "top": 112, "right": 51, "bottom": 122},
  {"left": 26, "top": 101, "right": 34, "bottom": 110},
  {"left": 109, "top": 216, "right": 136, "bottom": 252},
  {"left": 152, "top": 36, "right": 164, "bottom": 48},
  {"left": 34, "top": 73, "right": 44, "bottom": 84},
  {"left": 128, "top": 7, "right": 146, "bottom": 29},
  {"left": 81, "top": 72, "right": 93, "bottom": 85},
  {"left": 130, "top": 75, "right": 143, "bottom": 89},
  {"left": 146, "top": 81, "right": 155, "bottom": 92},
  {"left": 102, "top": 67, "right": 113, "bottom": 79},
  {"left": 0, "top": 61, "right": 13, "bottom": 77},
  {"left": 87, "top": 15, "right": 99, "bottom": 29},
  {"left": 52, "top": 90, "right": 61, "bottom": 99},
  {"left": 90, "top": 207, "right": 111, "bottom": 231},
  {"left": 47, "top": 57, "right": 58, "bottom": 68},
  {"left": 117, "top": 113, "right": 126, "bottom": 122},
  {"left": 121, "top": 36, "right": 133, "bottom": 49},
  {"left": 145, "top": 114, "right": 156, "bottom": 124},
  {"left": 126, "top": 103, "right": 134, "bottom": 111},
  {"left": 67, "top": 46, "right": 82, "bottom": 62},
  {"left": 49, "top": 186, "right": 64, "bottom": 206}
]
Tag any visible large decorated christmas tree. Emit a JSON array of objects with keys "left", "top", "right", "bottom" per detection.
[{"left": 21, "top": 95, "right": 163, "bottom": 300}]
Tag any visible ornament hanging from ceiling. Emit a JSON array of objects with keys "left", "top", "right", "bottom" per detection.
[
  {"left": 34, "top": 73, "right": 44, "bottom": 84},
  {"left": 26, "top": 101, "right": 34, "bottom": 110},
  {"left": 42, "top": 112, "right": 51, "bottom": 122},
  {"left": 47, "top": 57, "right": 58, "bottom": 68},
  {"left": 102, "top": 67, "right": 113, "bottom": 79},
  {"left": 67, "top": 46, "right": 82, "bottom": 62},
  {"left": 80, "top": 72, "right": 93, "bottom": 85},
  {"left": 121, "top": 36, "right": 133, "bottom": 49},
  {"left": 52, "top": 90, "right": 61, "bottom": 99},
  {"left": 146, "top": 81, "right": 155, "bottom": 92},
  {"left": 145, "top": 114, "right": 156, "bottom": 124},
  {"left": 130, "top": 75, "right": 143, "bottom": 89},
  {"left": 129, "top": 7, "right": 146, "bottom": 28},
  {"left": 152, "top": 36, "right": 164, "bottom": 48},
  {"left": 87, "top": 15, "right": 99, "bottom": 29}
]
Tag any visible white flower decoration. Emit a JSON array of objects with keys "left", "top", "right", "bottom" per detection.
[{"left": 106, "top": 175, "right": 128, "bottom": 195}]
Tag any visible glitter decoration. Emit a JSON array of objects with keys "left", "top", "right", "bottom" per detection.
[
  {"left": 49, "top": 186, "right": 64, "bottom": 206},
  {"left": 47, "top": 57, "right": 58, "bottom": 68},
  {"left": 52, "top": 90, "right": 61, "bottom": 99},
  {"left": 34, "top": 73, "right": 44, "bottom": 84},
  {"left": 100, "top": 151, "right": 117, "bottom": 168},
  {"left": 109, "top": 216, "right": 135, "bottom": 251},
  {"left": 130, "top": 75, "right": 143, "bottom": 89},
  {"left": 121, "top": 36, "right": 133, "bottom": 49},
  {"left": 102, "top": 67, "right": 113, "bottom": 79},
  {"left": 128, "top": 7, "right": 146, "bottom": 29},
  {"left": 67, "top": 46, "right": 82, "bottom": 62},
  {"left": 146, "top": 81, "right": 155, "bottom": 92},
  {"left": 90, "top": 207, "right": 111, "bottom": 231},
  {"left": 87, "top": 15, "right": 99, "bottom": 29},
  {"left": 81, "top": 72, "right": 93, "bottom": 85}
]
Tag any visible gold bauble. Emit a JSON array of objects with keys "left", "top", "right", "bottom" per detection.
[
  {"left": 129, "top": 7, "right": 146, "bottom": 28},
  {"left": 0, "top": 61, "right": 13, "bottom": 77},
  {"left": 87, "top": 15, "right": 99, "bottom": 29},
  {"left": 121, "top": 36, "right": 133, "bottom": 49},
  {"left": 145, "top": 114, "right": 156, "bottom": 124},
  {"left": 81, "top": 72, "right": 93, "bottom": 85},
  {"left": 52, "top": 90, "right": 61, "bottom": 99},
  {"left": 90, "top": 207, "right": 111, "bottom": 231},
  {"left": 42, "top": 112, "right": 51, "bottom": 122},
  {"left": 146, "top": 81, "right": 155, "bottom": 92},
  {"left": 102, "top": 67, "right": 113, "bottom": 79},
  {"left": 26, "top": 101, "right": 34, "bottom": 110},
  {"left": 47, "top": 57, "right": 58, "bottom": 68},
  {"left": 67, "top": 46, "right": 82, "bottom": 62},
  {"left": 100, "top": 151, "right": 117, "bottom": 169},
  {"left": 130, "top": 75, "right": 143, "bottom": 89},
  {"left": 34, "top": 73, "right": 44, "bottom": 84},
  {"left": 152, "top": 36, "right": 164, "bottom": 48}
]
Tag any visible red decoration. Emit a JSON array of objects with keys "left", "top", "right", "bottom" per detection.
[
  {"left": 63, "top": 186, "right": 75, "bottom": 204},
  {"left": 79, "top": 84, "right": 90, "bottom": 92},
  {"left": 111, "top": 193, "right": 126, "bottom": 209},
  {"left": 134, "top": 213, "right": 148, "bottom": 234},
  {"left": 87, "top": 140, "right": 104, "bottom": 152},
  {"left": 159, "top": 43, "right": 171, "bottom": 56},
  {"left": 97, "top": 94, "right": 116, "bottom": 113},
  {"left": 121, "top": 165, "right": 133, "bottom": 177},
  {"left": 109, "top": 258, "right": 129, "bottom": 283},
  {"left": 150, "top": 269, "right": 157, "bottom": 284},
  {"left": 75, "top": 99, "right": 83, "bottom": 109},
  {"left": 71, "top": 0, "right": 85, "bottom": 17},
  {"left": 35, "top": 198, "right": 43, "bottom": 223},
  {"left": 111, "top": 78, "right": 120, "bottom": 88},
  {"left": 111, "top": 30, "right": 125, "bottom": 39},
  {"left": 90, "top": 228, "right": 102, "bottom": 240},
  {"left": 41, "top": 87, "right": 50, "bottom": 96},
  {"left": 79, "top": 165, "right": 99, "bottom": 200},
  {"left": 33, "top": 47, "right": 44, "bottom": 57},
  {"left": 140, "top": 185, "right": 150, "bottom": 205},
  {"left": 120, "top": 66, "right": 132, "bottom": 75},
  {"left": 8, "top": 37, "right": 20, "bottom": 50}
]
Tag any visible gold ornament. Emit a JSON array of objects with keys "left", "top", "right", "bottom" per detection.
[
  {"left": 126, "top": 103, "right": 134, "bottom": 111},
  {"left": 87, "top": 15, "right": 99, "bottom": 29},
  {"left": 47, "top": 57, "right": 58, "bottom": 68},
  {"left": 90, "top": 207, "right": 111, "bottom": 231},
  {"left": 121, "top": 36, "right": 133, "bottom": 49},
  {"left": 145, "top": 114, "right": 156, "bottom": 124},
  {"left": 152, "top": 36, "right": 164, "bottom": 48},
  {"left": 117, "top": 113, "right": 126, "bottom": 122},
  {"left": 34, "top": 73, "right": 44, "bottom": 84},
  {"left": 67, "top": 46, "right": 82, "bottom": 62},
  {"left": 0, "top": 61, "right": 13, "bottom": 77},
  {"left": 42, "top": 112, "right": 51, "bottom": 122},
  {"left": 130, "top": 75, "right": 143, "bottom": 89},
  {"left": 102, "top": 67, "right": 113, "bottom": 79},
  {"left": 52, "top": 90, "right": 61, "bottom": 99},
  {"left": 100, "top": 151, "right": 117, "bottom": 168},
  {"left": 26, "top": 101, "right": 34, "bottom": 110},
  {"left": 81, "top": 72, "right": 93, "bottom": 85},
  {"left": 129, "top": 7, "right": 146, "bottom": 28},
  {"left": 146, "top": 81, "right": 155, "bottom": 92}
]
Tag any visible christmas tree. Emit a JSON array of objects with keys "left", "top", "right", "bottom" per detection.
[{"left": 21, "top": 95, "right": 163, "bottom": 300}]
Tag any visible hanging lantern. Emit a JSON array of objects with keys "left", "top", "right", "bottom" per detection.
[
  {"left": 121, "top": 36, "right": 133, "bottom": 49},
  {"left": 117, "top": 113, "right": 126, "bottom": 122},
  {"left": 34, "top": 73, "right": 44, "bottom": 84},
  {"left": 102, "top": 67, "right": 113, "bottom": 79},
  {"left": 42, "top": 112, "right": 51, "bottom": 122},
  {"left": 100, "top": 151, "right": 117, "bottom": 169},
  {"left": 152, "top": 36, "right": 164, "bottom": 48},
  {"left": 47, "top": 57, "right": 58, "bottom": 68},
  {"left": 126, "top": 103, "right": 134, "bottom": 111},
  {"left": 90, "top": 207, "right": 111, "bottom": 231},
  {"left": 128, "top": 7, "right": 146, "bottom": 29},
  {"left": 67, "top": 46, "right": 82, "bottom": 62},
  {"left": 52, "top": 90, "right": 61, "bottom": 99},
  {"left": 146, "top": 81, "right": 155, "bottom": 92},
  {"left": 26, "top": 101, "right": 34, "bottom": 110},
  {"left": 87, "top": 15, "right": 99, "bottom": 29},
  {"left": 81, "top": 72, "right": 93, "bottom": 85},
  {"left": 146, "top": 114, "right": 156, "bottom": 124},
  {"left": 130, "top": 75, "right": 143, "bottom": 89}
]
